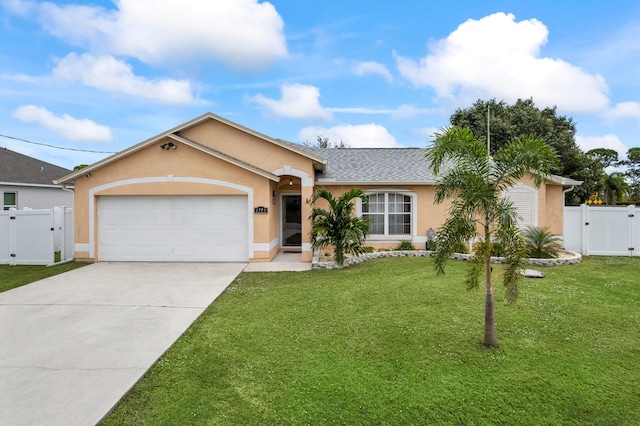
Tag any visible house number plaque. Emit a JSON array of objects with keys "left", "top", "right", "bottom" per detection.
[{"left": 254, "top": 206, "right": 268, "bottom": 214}]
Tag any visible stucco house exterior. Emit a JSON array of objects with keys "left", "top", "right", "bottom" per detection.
[
  {"left": 1, "top": 148, "right": 73, "bottom": 210},
  {"left": 56, "top": 112, "right": 581, "bottom": 263}
]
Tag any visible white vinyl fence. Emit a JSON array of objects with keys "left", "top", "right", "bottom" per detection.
[
  {"left": 564, "top": 204, "right": 639, "bottom": 256},
  {"left": 0, "top": 207, "right": 74, "bottom": 265}
]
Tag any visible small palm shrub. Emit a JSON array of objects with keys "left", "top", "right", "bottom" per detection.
[
  {"left": 397, "top": 240, "right": 415, "bottom": 251},
  {"left": 451, "top": 240, "right": 469, "bottom": 254},
  {"left": 309, "top": 187, "right": 372, "bottom": 266},
  {"left": 522, "top": 226, "right": 562, "bottom": 258}
]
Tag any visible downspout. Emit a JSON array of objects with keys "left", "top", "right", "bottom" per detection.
[
  {"left": 59, "top": 184, "right": 74, "bottom": 196},
  {"left": 561, "top": 185, "right": 575, "bottom": 251}
]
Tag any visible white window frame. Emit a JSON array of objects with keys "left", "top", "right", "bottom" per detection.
[
  {"left": 357, "top": 190, "right": 417, "bottom": 240},
  {"left": 3, "top": 191, "right": 17, "bottom": 210}
]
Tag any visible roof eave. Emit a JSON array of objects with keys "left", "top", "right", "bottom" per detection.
[
  {"left": 57, "top": 112, "right": 325, "bottom": 183},
  {"left": 1, "top": 181, "right": 73, "bottom": 189},
  {"left": 547, "top": 175, "right": 583, "bottom": 186}
]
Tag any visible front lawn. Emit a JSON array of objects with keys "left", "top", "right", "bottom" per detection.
[
  {"left": 0, "top": 262, "right": 88, "bottom": 293},
  {"left": 104, "top": 257, "right": 640, "bottom": 425}
]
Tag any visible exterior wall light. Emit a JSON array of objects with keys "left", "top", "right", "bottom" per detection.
[{"left": 160, "top": 142, "right": 177, "bottom": 150}]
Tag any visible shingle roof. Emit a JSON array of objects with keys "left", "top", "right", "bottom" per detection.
[
  {"left": 299, "top": 146, "right": 438, "bottom": 184},
  {"left": 0, "top": 148, "right": 71, "bottom": 185},
  {"left": 294, "top": 144, "right": 581, "bottom": 186}
]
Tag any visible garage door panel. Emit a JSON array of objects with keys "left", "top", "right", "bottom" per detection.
[{"left": 98, "top": 195, "right": 248, "bottom": 262}]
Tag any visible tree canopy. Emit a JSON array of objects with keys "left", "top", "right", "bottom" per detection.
[
  {"left": 449, "top": 99, "right": 594, "bottom": 203},
  {"left": 620, "top": 147, "right": 640, "bottom": 202},
  {"left": 303, "top": 135, "right": 348, "bottom": 149}
]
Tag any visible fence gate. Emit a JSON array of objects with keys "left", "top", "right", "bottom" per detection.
[
  {"left": 564, "top": 205, "right": 639, "bottom": 256},
  {"left": 0, "top": 207, "right": 74, "bottom": 266}
]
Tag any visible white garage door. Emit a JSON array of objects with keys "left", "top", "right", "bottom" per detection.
[{"left": 98, "top": 195, "right": 248, "bottom": 262}]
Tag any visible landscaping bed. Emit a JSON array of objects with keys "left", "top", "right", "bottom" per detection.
[{"left": 313, "top": 249, "right": 582, "bottom": 269}]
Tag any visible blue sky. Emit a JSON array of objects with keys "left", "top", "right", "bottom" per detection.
[{"left": 1, "top": 0, "right": 640, "bottom": 170}]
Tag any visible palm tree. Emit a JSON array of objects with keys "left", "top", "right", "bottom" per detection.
[
  {"left": 601, "top": 172, "right": 630, "bottom": 205},
  {"left": 308, "top": 187, "right": 371, "bottom": 266},
  {"left": 425, "top": 126, "right": 557, "bottom": 347},
  {"left": 522, "top": 226, "right": 562, "bottom": 259}
]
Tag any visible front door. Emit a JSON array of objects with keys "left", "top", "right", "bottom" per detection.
[{"left": 282, "top": 194, "right": 302, "bottom": 247}]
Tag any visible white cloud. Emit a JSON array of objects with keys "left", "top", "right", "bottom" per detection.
[
  {"left": 250, "top": 84, "right": 332, "bottom": 121},
  {"left": 13, "top": 105, "right": 113, "bottom": 141},
  {"left": 53, "top": 53, "right": 194, "bottom": 104},
  {"left": 605, "top": 101, "right": 640, "bottom": 120},
  {"left": 327, "top": 107, "right": 396, "bottom": 115},
  {"left": 391, "top": 104, "right": 433, "bottom": 119},
  {"left": 325, "top": 104, "right": 432, "bottom": 118},
  {"left": 352, "top": 61, "right": 393, "bottom": 83},
  {"left": 35, "top": 0, "right": 287, "bottom": 69},
  {"left": 576, "top": 134, "right": 629, "bottom": 160},
  {"left": 2, "top": 0, "right": 35, "bottom": 16},
  {"left": 394, "top": 12, "right": 609, "bottom": 113},
  {"left": 418, "top": 127, "right": 440, "bottom": 140},
  {"left": 298, "top": 124, "right": 401, "bottom": 148}
]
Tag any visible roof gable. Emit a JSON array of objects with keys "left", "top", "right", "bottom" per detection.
[
  {"left": 168, "top": 134, "right": 279, "bottom": 182},
  {"left": 57, "top": 112, "right": 325, "bottom": 184},
  {"left": 0, "top": 148, "right": 71, "bottom": 186}
]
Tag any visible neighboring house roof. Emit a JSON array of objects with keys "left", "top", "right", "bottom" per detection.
[
  {"left": 0, "top": 147, "right": 71, "bottom": 187},
  {"left": 301, "top": 147, "right": 439, "bottom": 185},
  {"left": 56, "top": 112, "right": 326, "bottom": 184}
]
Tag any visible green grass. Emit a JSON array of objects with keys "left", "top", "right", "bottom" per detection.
[
  {"left": 0, "top": 262, "right": 88, "bottom": 293},
  {"left": 104, "top": 257, "right": 640, "bottom": 425}
]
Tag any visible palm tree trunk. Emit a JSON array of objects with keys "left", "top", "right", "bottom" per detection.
[{"left": 483, "top": 218, "right": 499, "bottom": 348}]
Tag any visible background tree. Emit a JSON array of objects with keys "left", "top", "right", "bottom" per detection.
[
  {"left": 303, "top": 135, "right": 348, "bottom": 148},
  {"left": 581, "top": 148, "right": 620, "bottom": 203},
  {"left": 450, "top": 99, "right": 593, "bottom": 203},
  {"left": 586, "top": 148, "right": 619, "bottom": 170},
  {"left": 600, "top": 172, "right": 629, "bottom": 205},
  {"left": 620, "top": 147, "right": 640, "bottom": 202},
  {"left": 308, "top": 187, "right": 371, "bottom": 266},
  {"left": 426, "top": 126, "right": 556, "bottom": 348}
]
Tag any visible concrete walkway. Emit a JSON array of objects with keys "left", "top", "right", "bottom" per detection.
[
  {"left": 244, "top": 252, "right": 313, "bottom": 272},
  {"left": 0, "top": 262, "right": 245, "bottom": 426}
]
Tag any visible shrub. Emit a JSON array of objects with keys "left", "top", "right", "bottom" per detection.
[
  {"left": 451, "top": 240, "right": 469, "bottom": 254},
  {"left": 522, "top": 226, "right": 562, "bottom": 258},
  {"left": 397, "top": 240, "right": 415, "bottom": 251}
]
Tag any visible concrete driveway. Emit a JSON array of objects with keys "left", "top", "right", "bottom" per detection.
[{"left": 0, "top": 262, "right": 246, "bottom": 426}]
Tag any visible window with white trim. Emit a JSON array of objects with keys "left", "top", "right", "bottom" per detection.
[
  {"left": 362, "top": 193, "right": 412, "bottom": 236},
  {"left": 3, "top": 192, "right": 16, "bottom": 210}
]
